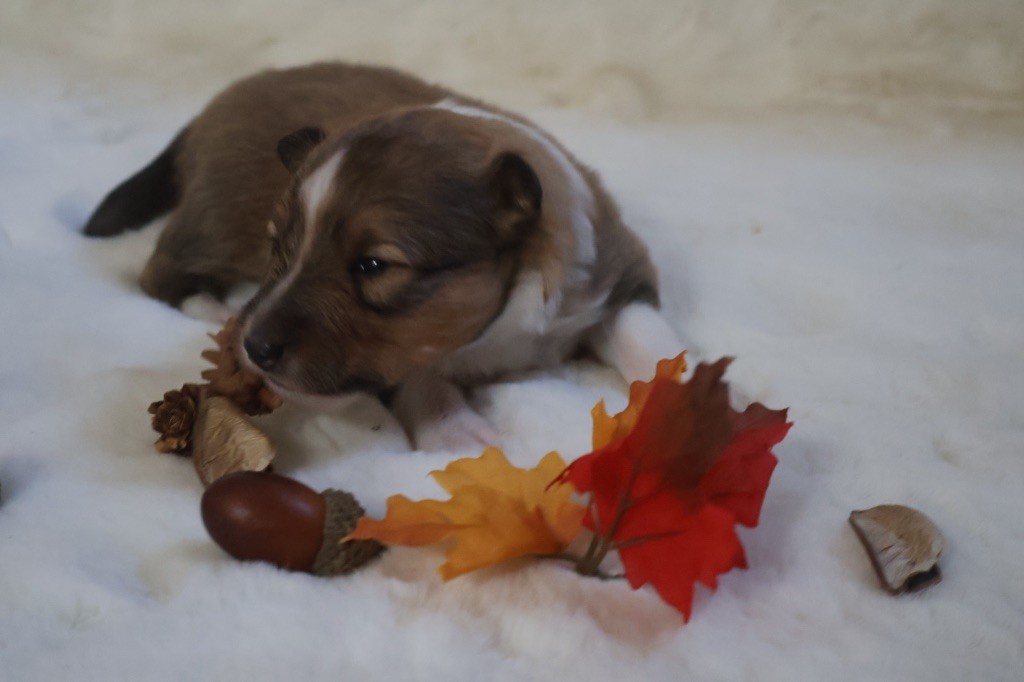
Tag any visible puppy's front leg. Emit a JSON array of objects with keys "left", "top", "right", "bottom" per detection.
[
  {"left": 390, "top": 373, "right": 500, "bottom": 452},
  {"left": 591, "top": 302, "right": 684, "bottom": 383}
]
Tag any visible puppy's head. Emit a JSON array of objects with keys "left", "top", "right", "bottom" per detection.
[{"left": 237, "top": 109, "right": 542, "bottom": 396}]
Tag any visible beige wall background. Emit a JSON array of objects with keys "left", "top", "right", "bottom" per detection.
[{"left": 2, "top": 0, "right": 1022, "bottom": 122}]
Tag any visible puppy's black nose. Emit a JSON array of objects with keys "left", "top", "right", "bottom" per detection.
[{"left": 243, "top": 335, "right": 284, "bottom": 371}]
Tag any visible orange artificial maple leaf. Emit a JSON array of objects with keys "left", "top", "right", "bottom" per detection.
[
  {"left": 347, "top": 448, "right": 585, "bottom": 580},
  {"left": 561, "top": 357, "right": 791, "bottom": 621}
]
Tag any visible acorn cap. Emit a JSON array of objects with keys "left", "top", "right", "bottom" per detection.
[{"left": 312, "top": 489, "right": 386, "bottom": 576}]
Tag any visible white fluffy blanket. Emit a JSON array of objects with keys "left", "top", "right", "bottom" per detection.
[{"left": 1, "top": 2, "right": 1022, "bottom": 680}]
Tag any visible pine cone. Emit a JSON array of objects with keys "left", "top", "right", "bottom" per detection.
[
  {"left": 148, "top": 384, "right": 203, "bottom": 455},
  {"left": 200, "top": 317, "right": 283, "bottom": 416}
]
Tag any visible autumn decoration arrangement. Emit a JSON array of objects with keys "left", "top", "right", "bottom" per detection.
[{"left": 149, "top": 319, "right": 792, "bottom": 621}]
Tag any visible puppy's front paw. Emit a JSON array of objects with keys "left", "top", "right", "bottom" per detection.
[
  {"left": 414, "top": 407, "right": 500, "bottom": 453},
  {"left": 180, "top": 293, "right": 235, "bottom": 324}
]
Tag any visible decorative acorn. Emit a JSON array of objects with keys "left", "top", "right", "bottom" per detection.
[
  {"left": 201, "top": 471, "right": 385, "bottom": 576},
  {"left": 849, "top": 504, "right": 944, "bottom": 594}
]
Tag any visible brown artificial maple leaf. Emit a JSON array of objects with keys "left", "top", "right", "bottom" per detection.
[
  {"left": 347, "top": 448, "right": 585, "bottom": 580},
  {"left": 560, "top": 357, "right": 791, "bottom": 621},
  {"left": 200, "top": 317, "right": 282, "bottom": 416},
  {"left": 591, "top": 352, "right": 687, "bottom": 450}
]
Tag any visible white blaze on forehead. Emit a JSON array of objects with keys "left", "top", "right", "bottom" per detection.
[
  {"left": 301, "top": 150, "right": 344, "bottom": 230},
  {"left": 243, "top": 150, "right": 345, "bottom": 339}
]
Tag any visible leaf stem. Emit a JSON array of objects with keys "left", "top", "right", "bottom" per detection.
[
  {"left": 530, "top": 551, "right": 584, "bottom": 564},
  {"left": 577, "top": 502, "right": 602, "bottom": 567},
  {"left": 531, "top": 552, "right": 626, "bottom": 580},
  {"left": 575, "top": 461, "right": 642, "bottom": 576},
  {"left": 613, "top": 530, "right": 684, "bottom": 551}
]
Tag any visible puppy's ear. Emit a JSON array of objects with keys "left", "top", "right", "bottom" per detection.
[
  {"left": 277, "top": 127, "right": 326, "bottom": 173},
  {"left": 488, "top": 152, "right": 542, "bottom": 245}
]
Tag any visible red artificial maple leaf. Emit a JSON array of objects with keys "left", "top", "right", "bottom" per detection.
[{"left": 560, "top": 357, "right": 791, "bottom": 621}]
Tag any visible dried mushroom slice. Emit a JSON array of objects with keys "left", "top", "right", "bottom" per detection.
[
  {"left": 849, "top": 504, "right": 944, "bottom": 594},
  {"left": 192, "top": 396, "right": 276, "bottom": 486}
]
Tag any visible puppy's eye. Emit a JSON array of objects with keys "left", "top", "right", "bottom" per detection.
[{"left": 355, "top": 257, "right": 390, "bottom": 277}]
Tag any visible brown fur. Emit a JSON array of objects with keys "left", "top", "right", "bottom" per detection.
[
  {"left": 91, "top": 62, "right": 660, "bottom": 400},
  {"left": 241, "top": 110, "right": 535, "bottom": 393},
  {"left": 141, "top": 64, "right": 450, "bottom": 304}
]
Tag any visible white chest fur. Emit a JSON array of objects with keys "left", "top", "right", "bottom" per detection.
[{"left": 440, "top": 270, "right": 608, "bottom": 383}]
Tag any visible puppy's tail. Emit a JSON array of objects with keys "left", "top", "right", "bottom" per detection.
[{"left": 82, "top": 128, "right": 187, "bottom": 237}]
